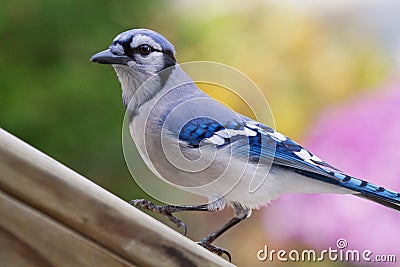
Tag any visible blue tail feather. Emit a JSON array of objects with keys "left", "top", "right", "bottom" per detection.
[
  {"left": 331, "top": 171, "right": 400, "bottom": 211},
  {"left": 292, "top": 168, "right": 400, "bottom": 211}
]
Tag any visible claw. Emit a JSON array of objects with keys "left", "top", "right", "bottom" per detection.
[
  {"left": 164, "top": 213, "right": 188, "bottom": 236},
  {"left": 129, "top": 199, "right": 188, "bottom": 235},
  {"left": 197, "top": 240, "right": 232, "bottom": 262}
]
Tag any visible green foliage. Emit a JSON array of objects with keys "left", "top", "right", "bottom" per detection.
[{"left": 0, "top": 1, "right": 161, "bottom": 198}]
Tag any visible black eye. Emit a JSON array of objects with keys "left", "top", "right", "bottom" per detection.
[{"left": 138, "top": 44, "right": 152, "bottom": 55}]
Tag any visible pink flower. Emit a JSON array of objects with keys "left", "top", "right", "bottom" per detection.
[{"left": 263, "top": 80, "right": 400, "bottom": 265}]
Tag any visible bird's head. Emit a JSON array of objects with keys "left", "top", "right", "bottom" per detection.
[
  {"left": 91, "top": 29, "right": 177, "bottom": 106},
  {"left": 91, "top": 28, "right": 176, "bottom": 71}
]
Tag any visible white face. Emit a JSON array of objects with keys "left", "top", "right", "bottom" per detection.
[
  {"left": 112, "top": 34, "right": 167, "bottom": 76},
  {"left": 105, "top": 31, "right": 177, "bottom": 108},
  {"left": 111, "top": 35, "right": 171, "bottom": 108},
  {"left": 130, "top": 35, "right": 167, "bottom": 74}
]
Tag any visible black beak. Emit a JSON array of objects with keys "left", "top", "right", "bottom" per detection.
[{"left": 90, "top": 49, "right": 130, "bottom": 65}]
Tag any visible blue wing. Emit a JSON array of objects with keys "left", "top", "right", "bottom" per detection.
[
  {"left": 178, "top": 117, "right": 400, "bottom": 211},
  {"left": 178, "top": 117, "right": 339, "bottom": 177}
]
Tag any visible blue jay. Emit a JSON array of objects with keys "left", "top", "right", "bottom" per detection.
[{"left": 91, "top": 29, "right": 400, "bottom": 261}]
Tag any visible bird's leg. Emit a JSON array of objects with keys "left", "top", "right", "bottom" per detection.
[
  {"left": 129, "top": 199, "right": 214, "bottom": 235},
  {"left": 197, "top": 202, "right": 250, "bottom": 262}
]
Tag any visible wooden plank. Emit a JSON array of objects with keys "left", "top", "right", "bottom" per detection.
[
  {"left": 0, "top": 227, "right": 53, "bottom": 267},
  {"left": 0, "top": 128, "right": 234, "bottom": 267},
  {"left": 0, "top": 190, "right": 136, "bottom": 267}
]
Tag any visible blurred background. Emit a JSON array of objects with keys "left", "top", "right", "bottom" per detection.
[{"left": 1, "top": 0, "right": 400, "bottom": 266}]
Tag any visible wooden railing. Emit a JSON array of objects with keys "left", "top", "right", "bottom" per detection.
[{"left": 0, "top": 128, "right": 234, "bottom": 267}]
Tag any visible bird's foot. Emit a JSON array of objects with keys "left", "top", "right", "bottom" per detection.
[
  {"left": 197, "top": 237, "right": 232, "bottom": 262},
  {"left": 129, "top": 199, "right": 188, "bottom": 235}
]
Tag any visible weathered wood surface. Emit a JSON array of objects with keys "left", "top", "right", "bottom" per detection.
[{"left": 0, "top": 128, "right": 234, "bottom": 267}]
